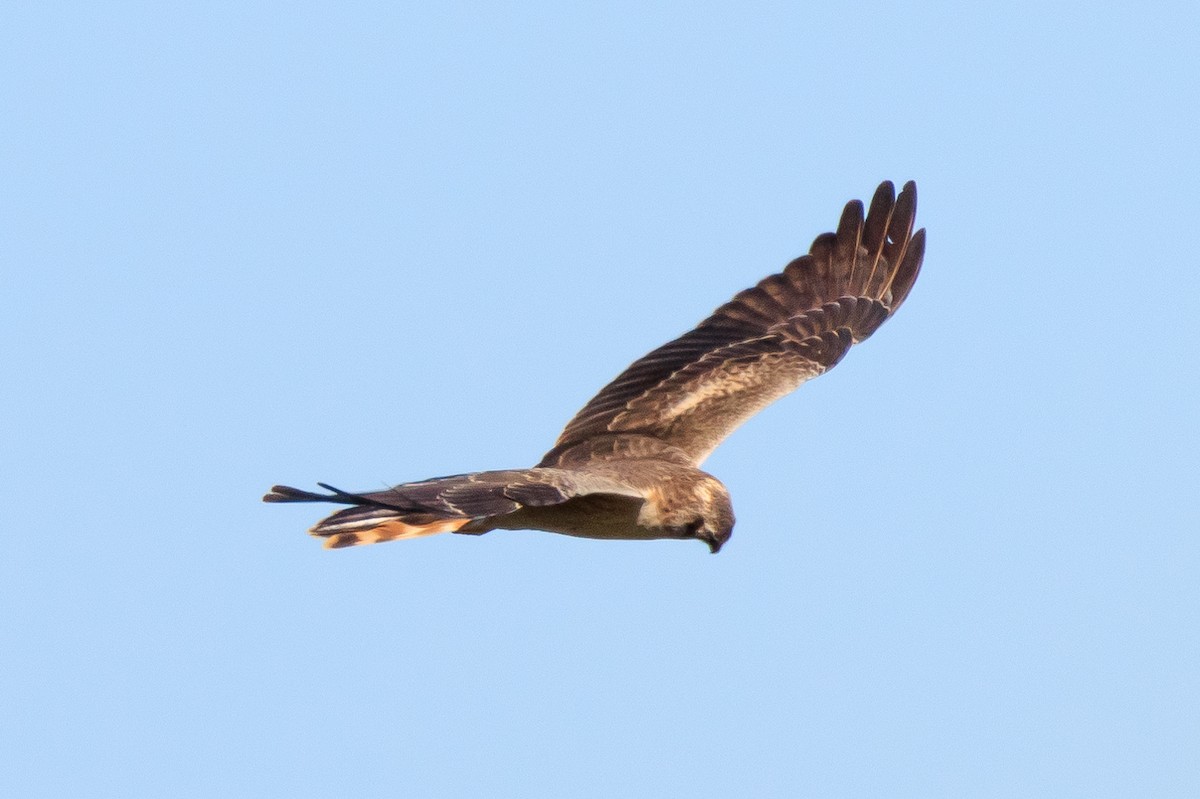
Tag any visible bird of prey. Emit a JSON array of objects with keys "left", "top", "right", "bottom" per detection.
[{"left": 265, "top": 180, "right": 925, "bottom": 553}]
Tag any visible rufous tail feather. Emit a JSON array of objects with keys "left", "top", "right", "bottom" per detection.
[{"left": 317, "top": 517, "right": 469, "bottom": 549}]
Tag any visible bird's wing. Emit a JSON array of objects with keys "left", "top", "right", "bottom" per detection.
[
  {"left": 543, "top": 180, "right": 925, "bottom": 466},
  {"left": 264, "top": 468, "right": 644, "bottom": 548}
]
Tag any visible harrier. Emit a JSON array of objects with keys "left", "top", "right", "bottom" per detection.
[{"left": 265, "top": 180, "right": 925, "bottom": 553}]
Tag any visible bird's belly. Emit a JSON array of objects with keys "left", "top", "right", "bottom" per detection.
[{"left": 479, "top": 494, "right": 683, "bottom": 542}]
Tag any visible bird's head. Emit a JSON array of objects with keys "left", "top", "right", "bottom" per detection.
[
  {"left": 689, "top": 515, "right": 734, "bottom": 554},
  {"left": 686, "top": 477, "right": 735, "bottom": 554}
]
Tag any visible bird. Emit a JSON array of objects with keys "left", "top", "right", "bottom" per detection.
[{"left": 264, "top": 180, "right": 925, "bottom": 553}]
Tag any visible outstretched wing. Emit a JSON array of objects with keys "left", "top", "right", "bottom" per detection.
[
  {"left": 264, "top": 468, "right": 644, "bottom": 548},
  {"left": 544, "top": 180, "right": 925, "bottom": 466}
]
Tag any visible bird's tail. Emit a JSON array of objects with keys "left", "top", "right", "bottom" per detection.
[{"left": 263, "top": 483, "right": 470, "bottom": 549}]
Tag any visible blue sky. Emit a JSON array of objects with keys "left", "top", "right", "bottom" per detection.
[{"left": 3, "top": 2, "right": 1198, "bottom": 796}]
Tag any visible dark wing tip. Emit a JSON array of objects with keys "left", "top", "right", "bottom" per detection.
[
  {"left": 887, "top": 227, "right": 926, "bottom": 311},
  {"left": 832, "top": 198, "right": 865, "bottom": 268},
  {"left": 262, "top": 483, "right": 377, "bottom": 507},
  {"left": 871, "top": 180, "right": 897, "bottom": 212},
  {"left": 863, "top": 181, "right": 897, "bottom": 253},
  {"left": 836, "top": 198, "right": 866, "bottom": 237},
  {"left": 887, "top": 181, "right": 917, "bottom": 245},
  {"left": 263, "top": 484, "right": 324, "bottom": 503}
]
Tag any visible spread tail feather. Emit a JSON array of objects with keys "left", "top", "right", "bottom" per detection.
[{"left": 316, "top": 511, "right": 470, "bottom": 549}]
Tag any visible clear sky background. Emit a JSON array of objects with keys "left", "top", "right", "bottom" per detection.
[{"left": 3, "top": 2, "right": 1198, "bottom": 797}]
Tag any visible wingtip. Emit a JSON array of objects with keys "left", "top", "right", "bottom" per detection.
[
  {"left": 836, "top": 197, "right": 864, "bottom": 234},
  {"left": 886, "top": 226, "right": 926, "bottom": 311},
  {"left": 889, "top": 183, "right": 916, "bottom": 232},
  {"left": 264, "top": 482, "right": 300, "bottom": 501},
  {"left": 871, "top": 180, "right": 896, "bottom": 209},
  {"left": 263, "top": 484, "right": 312, "bottom": 503}
]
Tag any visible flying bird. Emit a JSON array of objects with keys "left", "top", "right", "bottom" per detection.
[{"left": 265, "top": 180, "right": 925, "bottom": 553}]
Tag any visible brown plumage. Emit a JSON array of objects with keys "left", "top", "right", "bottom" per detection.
[{"left": 264, "top": 180, "right": 926, "bottom": 553}]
